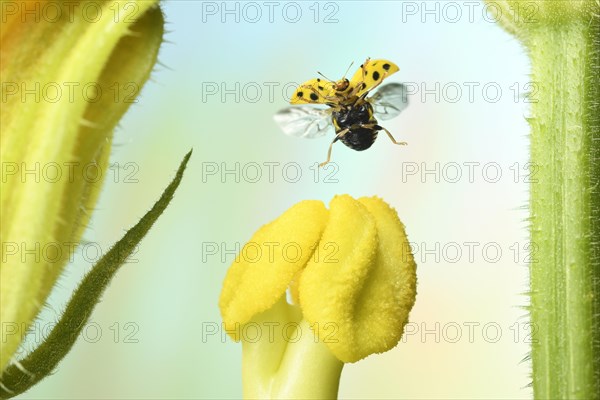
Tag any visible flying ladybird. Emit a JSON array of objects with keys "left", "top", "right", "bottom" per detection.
[{"left": 274, "top": 58, "right": 409, "bottom": 166}]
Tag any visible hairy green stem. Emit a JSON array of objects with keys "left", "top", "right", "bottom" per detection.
[
  {"left": 528, "top": 23, "right": 599, "bottom": 398},
  {"left": 487, "top": 1, "right": 600, "bottom": 398}
]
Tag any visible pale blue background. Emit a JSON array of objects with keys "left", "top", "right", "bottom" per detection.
[{"left": 22, "top": 1, "right": 532, "bottom": 398}]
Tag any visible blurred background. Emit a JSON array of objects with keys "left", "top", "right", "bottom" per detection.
[{"left": 21, "top": 0, "right": 533, "bottom": 398}]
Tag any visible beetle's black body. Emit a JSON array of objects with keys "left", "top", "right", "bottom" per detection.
[{"left": 332, "top": 101, "right": 380, "bottom": 151}]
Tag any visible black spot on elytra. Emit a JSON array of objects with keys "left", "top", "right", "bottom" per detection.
[
  {"left": 361, "top": 83, "right": 367, "bottom": 90},
  {"left": 297, "top": 91, "right": 304, "bottom": 98},
  {"left": 373, "top": 71, "right": 380, "bottom": 81},
  {"left": 383, "top": 63, "right": 390, "bottom": 70},
  {"left": 318, "top": 86, "right": 324, "bottom": 90},
  {"left": 317, "top": 78, "right": 321, "bottom": 82},
  {"left": 310, "top": 93, "right": 319, "bottom": 101}
]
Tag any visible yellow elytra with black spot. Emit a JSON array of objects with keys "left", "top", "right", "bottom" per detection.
[
  {"left": 350, "top": 59, "right": 399, "bottom": 97},
  {"left": 291, "top": 59, "right": 399, "bottom": 105}
]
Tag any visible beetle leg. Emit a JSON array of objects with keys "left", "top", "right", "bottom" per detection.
[
  {"left": 364, "top": 124, "right": 407, "bottom": 146},
  {"left": 320, "top": 128, "right": 350, "bottom": 167}
]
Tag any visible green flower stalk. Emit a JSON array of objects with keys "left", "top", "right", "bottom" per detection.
[
  {"left": 486, "top": 1, "right": 600, "bottom": 398},
  {"left": 219, "top": 195, "right": 417, "bottom": 398}
]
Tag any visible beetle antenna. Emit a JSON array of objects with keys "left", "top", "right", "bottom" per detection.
[
  {"left": 317, "top": 71, "right": 335, "bottom": 83},
  {"left": 342, "top": 61, "right": 354, "bottom": 79}
]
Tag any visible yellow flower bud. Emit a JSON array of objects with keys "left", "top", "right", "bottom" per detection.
[{"left": 0, "top": 0, "right": 164, "bottom": 371}]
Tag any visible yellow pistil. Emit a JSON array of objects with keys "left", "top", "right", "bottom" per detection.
[{"left": 219, "top": 194, "right": 417, "bottom": 398}]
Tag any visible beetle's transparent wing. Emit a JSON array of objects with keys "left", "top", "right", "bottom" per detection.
[
  {"left": 273, "top": 106, "right": 334, "bottom": 138},
  {"left": 369, "top": 83, "right": 409, "bottom": 121}
]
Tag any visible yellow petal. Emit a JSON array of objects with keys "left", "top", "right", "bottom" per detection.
[
  {"left": 298, "top": 195, "right": 379, "bottom": 362},
  {"left": 0, "top": 0, "right": 163, "bottom": 370},
  {"left": 219, "top": 200, "right": 328, "bottom": 339}
]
